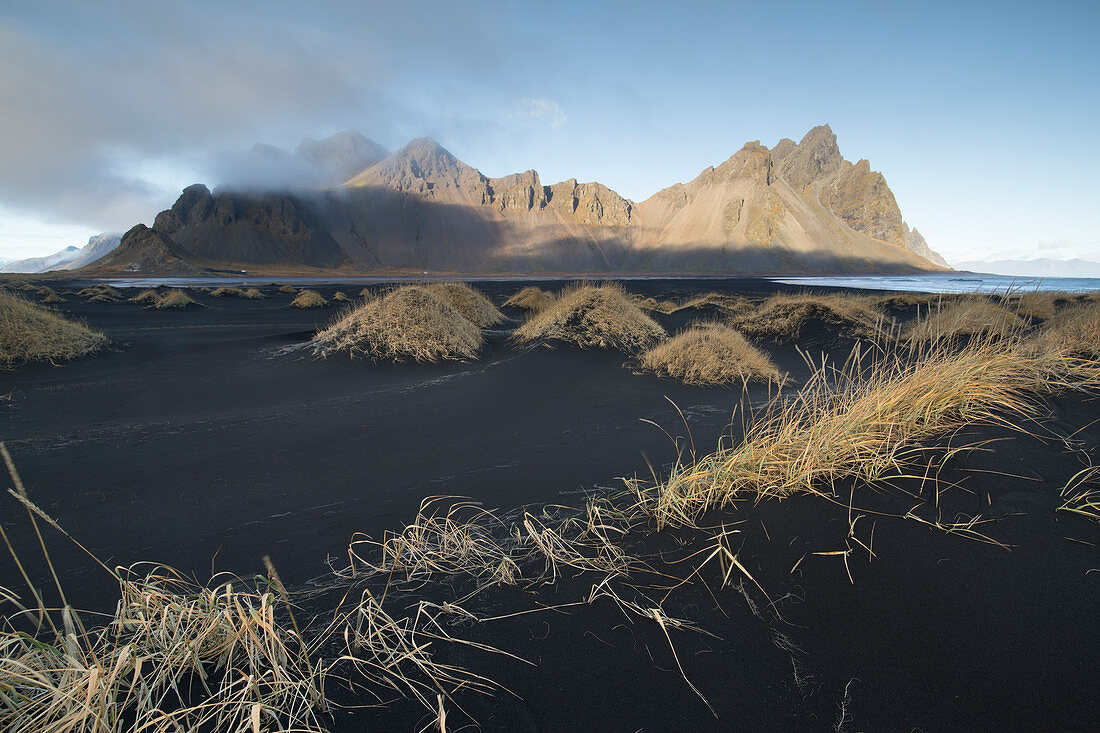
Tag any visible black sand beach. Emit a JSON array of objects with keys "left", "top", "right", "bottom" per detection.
[{"left": 1, "top": 279, "right": 1097, "bottom": 731}]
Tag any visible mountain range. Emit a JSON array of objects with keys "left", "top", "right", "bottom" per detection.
[
  {"left": 954, "top": 257, "right": 1100, "bottom": 279},
  {"left": 2, "top": 233, "right": 121, "bottom": 274},
  {"left": 82, "top": 125, "right": 947, "bottom": 276}
]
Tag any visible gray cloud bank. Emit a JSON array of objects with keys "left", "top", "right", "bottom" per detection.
[{"left": 0, "top": 0, "right": 507, "bottom": 234}]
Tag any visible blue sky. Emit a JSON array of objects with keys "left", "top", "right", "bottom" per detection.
[{"left": 1, "top": 0, "right": 1097, "bottom": 264}]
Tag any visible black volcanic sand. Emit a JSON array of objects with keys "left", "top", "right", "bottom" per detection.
[{"left": 1, "top": 279, "right": 1098, "bottom": 731}]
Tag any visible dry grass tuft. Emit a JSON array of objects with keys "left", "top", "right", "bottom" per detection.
[
  {"left": 0, "top": 447, "right": 511, "bottom": 731},
  {"left": 210, "top": 286, "right": 246, "bottom": 298},
  {"left": 76, "top": 285, "right": 123, "bottom": 302},
  {"left": 1009, "top": 290, "right": 1075, "bottom": 320},
  {"left": 639, "top": 322, "right": 783, "bottom": 386},
  {"left": 1058, "top": 466, "right": 1100, "bottom": 522},
  {"left": 278, "top": 284, "right": 297, "bottom": 294},
  {"left": 290, "top": 290, "right": 328, "bottom": 308},
  {"left": 731, "top": 292, "right": 888, "bottom": 340},
  {"left": 904, "top": 299, "right": 1027, "bottom": 343},
  {"left": 1034, "top": 301, "right": 1100, "bottom": 359},
  {"left": 0, "top": 290, "right": 106, "bottom": 365},
  {"left": 876, "top": 292, "right": 944, "bottom": 309},
  {"left": 513, "top": 284, "right": 666, "bottom": 352},
  {"left": 503, "top": 286, "right": 557, "bottom": 312},
  {"left": 632, "top": 296, "right": 679, "bottom": 314},
  {"left": 153, "top": 290, "right": 199, "bottom": 309},
  {"left": 632, "top": 335, "right": 1098, "bottom": 528},
  {"left": 424, "top": 283, "right": 504, "bottom": 327},
  {"left": 313, "top": 286, "right": 483, "bottom": 362},
  {"left": 348, "top": 498, "right": 519, "bottom": 586},
  {"left": 675, "top": 292, "right": 752, "bottom": 315},
  {"left": 0, "top": 565, "right": 330, "bottom": 732},
  {"left": 332, "top": 291, "right": 350, "bottom": 302},
  {"left": 40, "top": 293, "right": 65, "bottom": 305},
  {"left": 242, "top": 287, "right": 266, "bottom": 299},
  {"left": 128, "top": 289, "right": 160, "bottom": 304}
]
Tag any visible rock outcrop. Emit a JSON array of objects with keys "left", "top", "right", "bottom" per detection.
[
  {"left": 153, "top": 184, "right": 345, "bottom": 268},
  {"left": 87, "top": 225, "right": 204, "bottom": 275},
  {"left": 904, "top": 227, "right": 948, "bottom": 267}
]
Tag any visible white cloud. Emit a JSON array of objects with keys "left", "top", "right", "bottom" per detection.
[{"left": 512, "top": 97, "right": 568, "bottom": 129}]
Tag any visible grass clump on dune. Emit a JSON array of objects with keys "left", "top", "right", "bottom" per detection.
[
  {"left": 278, "top": 284, "right": 297, "bottom": 294},
  {"left": 876, "top": 291, "right": 944, "bottom": 309},
  {"left": 633, "top": 336, "right": 1090, "bottom": 528},
  {"left": 905, "top": 299, "right": 1026, "bottom": 343},
  {"left": 639, "top": 322, "right": 783, "bottom": 386},
  {"left": 242, "top": 287, "right": 266, "bottom": 299},
  {"left": 1009, "top": 290, "right": 1073, "bottom": 320},
  {"left": 0, "top": 290, "right": 106, "bottom": 365},
  {"left": 425, "top": 282, "right": 504, "bottom": 327},
  {"left": 210, "top": 286, "right": 247, "bottom": 298},
  {"left": 503, "top": 286, "right": 557, "bottom": 312},
  {"left": 332, "top": 290, "right": 351, "bottom": 302},
  {"left": 290, "top": 290, "right": 328, "bottom": 308},
  {"left": 153, "top": 289, "right": 199, "bottom": 309},
  {"left": 313, "top": 285, "right": 483, "bottom": 362},
  {"left": 40, "top": 292, "right": 66, "bottom": 304},
  {"left": 513, "top": 284, "right": 666, "bottom": 353},
  {"left": 76, "top": 285, "right": 123, "bottom": 302},
  {"left": 1035, "top": 301, "right": 1100, "bottom": 359},
  {"left": 675, "top": 292, "right": 752, "bottom": 315},
  {"left": 633, "top": 296, "right": 679, "bottom": 314},
  {"left": 731, "top": 292, "right": 888, "bottom": 340},
  {"left": 128, "top": 288, "right": 160, "bottom": 304}
]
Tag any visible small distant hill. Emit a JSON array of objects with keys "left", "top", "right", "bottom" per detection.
[
  {"left": 955, "top": 257, "right": 1100, "bottom": 279},
  {"left": 2, "top": 232, "right": 121, "bottom": 273},
  {"left": 83, "top": 125, "right": 949, "bottom": 276}
]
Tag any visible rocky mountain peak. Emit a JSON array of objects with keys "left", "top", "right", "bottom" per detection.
[
  {"left": 779, "top": 124, "right": 842, "bottom": 190},
  {"left": 393, "top": 137, "right": 460, "bottom": 170},
  {"left": 154, "top": 184, "right": 214, "bottom": 234},
  {"left": 295, "top": 130, "right": 389, "bottom": 184}
]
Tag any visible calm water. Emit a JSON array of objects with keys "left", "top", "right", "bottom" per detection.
[
  {"left": 773, "top": 273, "right": 1100, "bottom": 294},
  {"left": 83, "top": 272, "right": 1100, "bottom": 294}
]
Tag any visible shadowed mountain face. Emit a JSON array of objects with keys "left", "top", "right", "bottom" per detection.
[{"left": 87, "top": 126, "right": 948, "bottom": 275}]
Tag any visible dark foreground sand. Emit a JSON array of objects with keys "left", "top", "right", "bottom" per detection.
[{"left": 1, "top": 279, "right": 1097, "bottom": 731}]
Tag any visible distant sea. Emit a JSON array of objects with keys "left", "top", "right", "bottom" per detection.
[
  {"left": 84, "top": 272, "right": 1100, "bottom": 294},
  {"left": 773, "top": 273, "right": 1100, "bottom": 294}
]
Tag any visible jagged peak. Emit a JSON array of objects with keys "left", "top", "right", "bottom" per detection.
[
  {"left": 363, "top": 136, "right": 481, "bottom": 181},
  {"left": 296, "top": 130, "right": 388, "bottom": 160},
  {"left": 800, "top": 123, "right": 835, "bottom": 142},
  {"left": 490, "top": 169, "right": 541, "bottom": 187},
  {"left": 181, "top": 182, "right": 213, "bottom": 197},
  {"left": 395, "top": 136, "right": 454, "bottom": 161},
  {"left": 777, "top": 124, "right": 842, "bottom": 190},
  {"left": 771, "top": 138, "right": 797, "bottom": 161}
]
